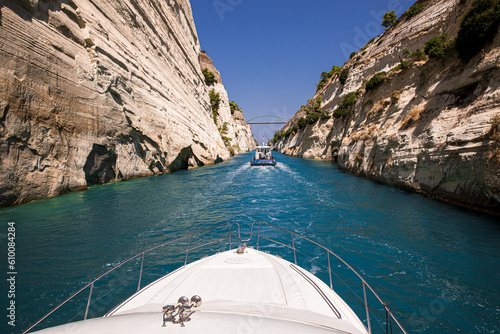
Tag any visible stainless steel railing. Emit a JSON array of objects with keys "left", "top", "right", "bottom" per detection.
[{"left": 23, "top": 221, "right": 407, "bottom": 334}]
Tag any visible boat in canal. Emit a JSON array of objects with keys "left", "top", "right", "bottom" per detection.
[
  {"left": 23, "top": 222, "right": 407, "bottom": 334},
  {"left": 251, "top": 145, "right": 277, "bottom": 166}
]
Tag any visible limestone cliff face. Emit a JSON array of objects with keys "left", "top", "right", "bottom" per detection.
[
  {"left": 273, "top": 0, "right": 500, "bottom": 214},
  {"left": 199, "top": 53, "right": 255, "bottom": 154},
  {"left": 0, "top": 0, "right": 254, "bottom": 206}
]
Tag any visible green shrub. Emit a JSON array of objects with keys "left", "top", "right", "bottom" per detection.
[
  {"left": 424, "top": 33, "right": 452, "bottom": 59},
  {"left": 411, "top": 48, "right": 427, "bottom": 61},
  {"left": 209, "top": 89, "right": 220, "bottom": 124},
  {"left": 339, "top": 68, "right": 350, "bottom": 85},
  {"left": 332, "top": 92, "right": 357, "bottom": 118},
  {"left": 270, "top": 130, "right": 283, "bottom": 144},
  {"left": 229, "top": 101, "right": 240, "bottom": 115},
  {"left": 321, "top": 113, "right": 331, "bottom": 120},
  {"left": 341, "top": 92, "right": 357, "bottom": 108},
  {"left": 333, "top": 108, "right": 350, "bottom": 118},
  {"left": 456, "top": 0, "right": 500, "bottom": 61},
  {"left": 202, "top": 68, "right": 217, "bottom": 86},
  {"left": 219, "top": 122, "right": 229, "bottom": 135},
  {"left": 307, "top": 113, "right": 320, "bottom": 124},
  {"left": 298, "top": 117, "right": 307, "bottom": 129},
  {"left": 316, "top": 81, "right": 326, "bottom": 92},
  {"left": 271, "top": 125, "right": 300, "bottom": 144},
  {"left": 406, "top": 3, "right": 427, "bottom": 19},
  {"left": 382, "top": 10, "right": 398, "bottom": 27},
  {"left": 316, "top": 66, "right": 341, "bottom": 92},
  {"left": 402, "top": 47, "right": 412, "bottom": 58},
  {"left": 314, "top": 96, "right": 322, "bottom": 113},
  {"left": 330, "top": 66, "right": 341, "bottom": 78},
  {"left": 396, "top": 58, "right": 410, "bottom": 70},
  {"left": 365, "top": 72, "right": 387, "bottom": 91}
]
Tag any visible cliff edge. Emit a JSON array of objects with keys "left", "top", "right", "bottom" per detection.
[
  {"left": 272, "top": 0, "right": 500, "bottom": 215},
  {"left": 0, "top": 0, "right": 254, "bottom": 206}
]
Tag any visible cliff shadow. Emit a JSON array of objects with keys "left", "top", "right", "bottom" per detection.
[
  {"left": 83, "top": 144, "right": 118, "bottom": 185},
  {"left": 2, "top": 0, "right": 77, "bottom": 23}
]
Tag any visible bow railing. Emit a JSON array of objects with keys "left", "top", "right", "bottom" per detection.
[{"left": 23, "top": 221, "right": 407, "bottom": 334}]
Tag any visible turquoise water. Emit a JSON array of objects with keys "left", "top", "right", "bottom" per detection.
[{"left": 1, "top": 152, "right": 499, "bottom": 333}]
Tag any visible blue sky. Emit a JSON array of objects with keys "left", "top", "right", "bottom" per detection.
[{"left": 190, "top": 0, "right": 414, "bottom": 141}]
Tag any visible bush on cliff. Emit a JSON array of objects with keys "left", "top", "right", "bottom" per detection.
[
  {"left": 202, "top": 68, "right": 217, "bottom": 86},
  {"left": 307, "top": 112, "right": 320, "bottom": 124},
  {"left": 333, "top": 92, "right": 357, "bottom": 118},
  {"left": 313, "top": 96, "right": 322, "bottom": 113},
  {"left": 365, "top": 72, "right": 387, "bottom": 91},
  {"left": 424, "top": 33, "right": 452, "bottom": 59},
  {"left": 270, "top": 125, "right": 299, "bottom": 144},
  {"left": 298, "top": 117, "right": 308, "bottom": 129},
  {"left": 405, "top": 3, "right": 427, "bottom": 19},
  {"left": 456, "top": 0, "right": 500, "bottom": 61},
  {"left": 229, "top": 101, "right": 240, "bottom": 115},
  {"left": 316, "top": 66, "right": 341, "bottom": 92},
  {"left": 382, "top": 10, "right": 398, "bottom": 27},
  {"left": 339, "top": 67, "right": 350, "bottom": 85},
  {"left": 209, "top": 89, "right": 220, "bottom": 124}
]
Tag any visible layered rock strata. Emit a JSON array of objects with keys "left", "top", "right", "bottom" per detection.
[
  {"left": 0, "top": 0, "right": 254, "bottom": 206},
  {"left": 199, "top": 52, "right": 254, "bottom": 154},
  {"left": 273, "top": 0, "right": 500, "bottom": 214}
]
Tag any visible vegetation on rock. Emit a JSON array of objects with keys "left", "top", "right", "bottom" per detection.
[
  {"left": 333, "top": 92, "right": 357, "bottom": 118},
  {"left": 339, "top": 67, "right": 350, "bottom": 85},
  {"left": 382, "top": 10, "right": 398, "bottom": 27},
  {"left": 365, "top": 72, "right": 387, "bottom": 91},
  {"left": 270, "top": 125, "right": 298, "bottom": 144},
  {"left": 456, "top": 0, "right": 500, "bottom": 61},
  {"left": 424, "top": 33, "right": 453, "bottom": 59},
  {"left": 229, "top": 101, "right": 240, "bottom": 115},
  {"left": 209, "top": 89, "right": 220, "bottom": 124},
  {"left": 202, "top": 68, "right": 217, "bottom": 86},
  {"left": 405, "top": 2, "right": 427, "bottom": 19},
  {"left": 316, "top": 66, "right": 341, "bottom": 92}
]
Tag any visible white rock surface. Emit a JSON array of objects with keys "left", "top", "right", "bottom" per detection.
[
  {"left": 199, "top": 53, "right": 255, "bottom": 155},
  {"left": 0, "top": 0, "right": 254, "bottom": 206},
  {"left": 273, "top": 0, "right": 500, "bottom": 214}
]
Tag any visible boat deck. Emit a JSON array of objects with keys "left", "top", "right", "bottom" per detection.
[{"left": 34, "top": 248, "right": 367, "bottom": 333}]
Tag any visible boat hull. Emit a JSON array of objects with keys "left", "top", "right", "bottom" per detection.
[{"left": 250, "top": 158, "right": 277, "bottom": 166}]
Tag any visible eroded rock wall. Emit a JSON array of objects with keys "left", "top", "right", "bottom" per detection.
[
  {"left": 200, "top": 53, "right": 255, "bottom": 154},
  {"left": 0, "top": 0, "right": 253, "bottom": 206},
  {"left": 273, "top": 0, "right": 500, "bottom": 214}
]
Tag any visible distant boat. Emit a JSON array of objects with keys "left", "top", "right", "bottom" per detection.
[{"left": 250, "top": 145, "right": 276, "bottom": 166}]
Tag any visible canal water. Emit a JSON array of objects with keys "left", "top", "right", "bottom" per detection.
[{"left": 1, "top": 152, "right": 499, "bottom": 333}]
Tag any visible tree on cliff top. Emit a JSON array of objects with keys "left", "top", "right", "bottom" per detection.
[{"left": 382, "top": 10, "right": 398, "bottom": 27}]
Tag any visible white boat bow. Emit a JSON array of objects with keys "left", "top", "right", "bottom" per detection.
[{"left": 25, "top": 222, "right": 408, "bottom": 334}]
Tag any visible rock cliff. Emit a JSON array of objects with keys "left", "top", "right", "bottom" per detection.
[
  {"left": 199, "top": 52, "right": 255, "bottom": 155},
  {"left": 0, "top": 0, "right": 254, "bottom": 206},
  {"left": 272, "top": 0, "right": 500, "bottom": 215}
]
